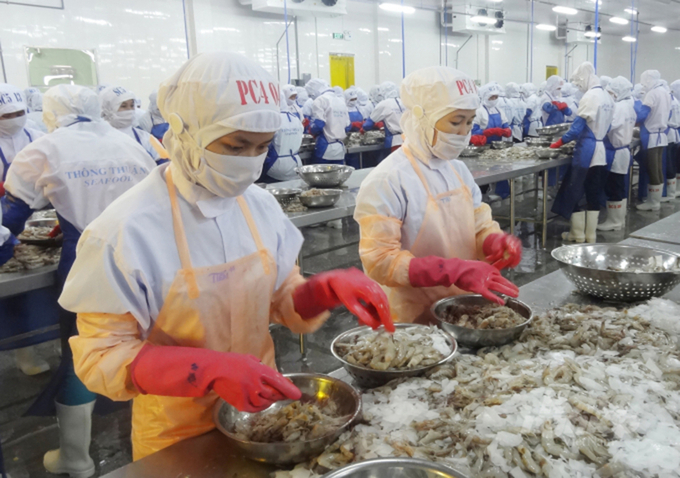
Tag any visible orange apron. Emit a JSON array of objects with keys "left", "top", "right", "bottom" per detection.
[
  {"left": 131, "top": 169, "right": 278, "bottom": 460},
  {"left": 388, "top": 146, "right": 477, "bottom": 323}
]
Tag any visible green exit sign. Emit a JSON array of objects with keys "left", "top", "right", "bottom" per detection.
[{"left": 332, "top": 32, "right": 344, "bottom": 39}]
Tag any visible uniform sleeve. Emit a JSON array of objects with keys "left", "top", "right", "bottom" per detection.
[
  {"left": 642, "top": 91, "right": 657, "bottom": 109},
  {"left": 4, "top": 146, "right": 51, "bottom": 210},
  {"left": 70, "top": 312, "right": 144, "bottom": 401},
  {"left": 270, "top": 266, "right": 331, "bottom": 334},
  {"left": 370, "top": 102, "right": 387, "bottom": 123},
  {"left": 274, "top": 207, "right": 304, "bottom": 291},
  {"left": 137, "top": 112, "right": 153, "bottom": 133},
  {"left": 311, "top": 97, "right": 326, "bottom": 122},
  {"left": 473, "top": 107, "right": 488, "bottom": 130},
  {"left": 353, "top": 172, "right": 414, "bottom": 288},
  {"left": 576, "top": 92, "right": 598, "bottom": 122}
]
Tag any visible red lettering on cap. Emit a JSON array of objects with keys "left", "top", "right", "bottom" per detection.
[
  {"left": 258, "top": 81, "right": 270, "bottom": 104},
  {"left": 236, "top": 81, "right": 249, "bottom": 106},
  {"left": 248, "top": 80, "right": 260, "bottom": 104},
  {"left": 269, "top": 83, "right": 280, "bottom": 105}
]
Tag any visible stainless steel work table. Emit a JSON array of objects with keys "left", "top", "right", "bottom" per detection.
[
  {"left": 0, "top": 265, "right": 58, "bottom": 299},
  {"left": 628, "top": 211, "right": 680, "bottom": 246}
]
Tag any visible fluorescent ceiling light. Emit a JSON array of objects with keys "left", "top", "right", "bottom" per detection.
[
  {"left": 471, "top": 15, "right": 497, "bottom": 24},
  {"left": 492, "top": 40, "right": 503, "bottom": 44},
  {"left": 377, "top": 27, "right": 389, "bottom": 31},
  {"left": 488, "top": 0, "right": 503, "bottom": 2},
  {"left": 622, "top": 36, "right": 636, "bottom": 42},
  {"left": 552, "top": 6, "right": 578, "bottom": 15},
  {"left": 624, "top": 8, "right": 637, "bottom": 14},
  {"left": 442, "top": 43, "right": 459, "bottom": 47},
  {"left": 379, "top": 3, "right": 415, "bottom": 14},
  {"left": 536, "top": 24, "right": 557, "bottom": 31},
  {"left": 359, "top": 28, "right": 371, "bottom": 33},
  {"left": 609, "top": 17, "right": 628, "bottom": 25},
  {"left": 651, "top": 26, "right": 668, "bottom": 33}
]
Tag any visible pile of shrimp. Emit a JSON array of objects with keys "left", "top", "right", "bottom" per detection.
[{"left": 275, "top": 303, "right": 680, "bottom": 478}]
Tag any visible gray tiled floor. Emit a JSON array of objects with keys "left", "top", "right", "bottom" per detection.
[{"left": 2, "top": 188, "right": 680, "bottom": 477}]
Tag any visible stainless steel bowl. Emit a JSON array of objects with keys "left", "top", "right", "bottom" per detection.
[
  {"left": 268, "top": 188, "right": 302, "bottom": 207},
  {"left": 460, "top": 146, "right": 480, "bottom": 157},
  {"left": 321, "top": 458, "right": 469, "bottom": 478},
  {"left": 536, "top": 122, "right": 570, "bottom": 137},
  {"left": 525, "top": 137, "right": 552, "bottom": 148},
  {"left": 491, "top": 141, "right": 513, "bottom": 149},
  {"left": 213, "top": 373, "right": 361, "bottom": 465},
  {"left": 535, "top": 148, "right": 559, "bottom": 160},
  {"left": 431, "top": 295, "right": 533, "bottom": 348},
  {"left": 299, "top": 189, "right": 343, "bottom": 208},
  {"left": 25, "top": 218, "right": 58, "bottom": 228},
  {"left": 331, "top": 324, "right": 457, "bottom": 389},
  {"left": 296, "top": 165, "right": 355, "bottom": 188},
  {"left": 552, "top": 244, "right": 680, "bottom": 301}
]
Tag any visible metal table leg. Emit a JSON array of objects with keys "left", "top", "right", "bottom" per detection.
[
  {"left": 359, "top": 151, "right": 363, "bottom": 169},
  {"left": 509, "top": 178, "right": 515, "bottom": 235},
  {"left": 534, "top": 173, "right": 539, "bottom": 212},
  {"left": 628, "top": 161, "right": 634, "bottom": 205},
  {"left": 299, "top": 334, "right": 307, "bottom": 356},
  {"left": 297, "top": 250, "right": 304, "bottom": 275},
  {"left": 542, "top": 169, "right": 549, "bottom": 248}
]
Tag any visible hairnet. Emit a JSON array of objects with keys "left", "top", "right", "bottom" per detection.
[
  {"left": 344, "top": 88, "right": 358, "bottom": 106},
  {"left": 305, "top": 78, "right": 329, "bottom": 100},
  {"left": 479, "top": 82, "right": 502, "bottom": 107},
  {"left": 333, "top": 86, "right": 344, "bottom": 97},
  {"left": 671, "top": 80, "right": 680, "bottom": 100},
  {"left": 570, "top": 62, "right": 599, "bottom": 93},
  {"left": 607, "top": 76, "right": 633, "bottom": 102},
  {"left": 0, "top": 83, "right": 27, "bottom": 116},
  {"left": 641, "top": 70, "right": 662, "bottom": 92},
  {"left": 632, "top": 83, "right": 644, "bottom": 100},
  {"left": 505, "top": 83, "right": 520, "bottom": 99},
  {"left": 295, "top": 87, "right": 309, "bottom": 103},
  {"left": 157, "top": 52, "right": 281, "bottom": 180},
  {"left": 282, "top": 84, "right": 297, "bottom": 102},
  {"left": 380, "top": 81, "right": 399, "bottom": 99},
  {"left": 399, "top": 66, "right": 479, "bottom": 162},
  {"left": 538, "top": 81, "right": 547, "bottom": 96},
  {"left": 99, "top": 86, "right": 136, "bottom": 122},
  {"left": 369, "top": 85, "right": 383, "bottom": 104},
  {"left": 660, "top": 79, "right": 670, "bottom": 93},
  {"left": 519, "top": 83, "right": 536, "bottom": 100},
  {"left": 42, "top": 84, "right": 101, "bottom": 132},
  {"left": 27, "top": 91, "right": 43, "bottom": 112},
  {"left": 600, "top": 75, "right": 612, "bottom": 89},
  {"left": 24, "top": 88, "right": 41, "bottom": 111},
  {"left": 148, "top": 90, "right": 162, "bottom": 118},
  {"left": 96, "top": 84, "right": 111, "bottom": 94},
  {"left": 355, "top": 87, "right": 370, "bottom": 105},
  {"left": 545, "top": 75, "right": 564, "bottom": 97}
]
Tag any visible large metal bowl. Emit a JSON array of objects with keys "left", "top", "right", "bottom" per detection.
[
  {"left": 321, "top": 458, "right": 469, "bottom": 478},
  {"left": 331, "top": 324, "right": 457, "bottom": 389},
  {"left": 536, "top": 122, "right": 570, "bottom": 137},
  {"left": 460, "top": 146, "right": 480, "bottom": 157},
  {"left": 25, "top": 218, "right": 58, "bottom": 229},
  {"left": 213, "top": 373, "right": 361, "bottom": 465},
  {"left": 552, "top": 244, "right": 680, "bottom": 301},
  {"left": 525, "top": 137, "right": 552, "bottom": 148},
  {"left": 299, "top": 189, "right": 343, "bottom": 208},
  {"left": 431, "top": 295, "right": 533, "bottom": 348},
  {"left": 296, "top": 165, "right": 355, "bottom": 188},
  {"left": 268, "top": 188, "right": 302, "bottom": 207},
  {"left": 491, "top": 141, "right": 513, "bottom": 149},
  {"left": 535, "top": 148, "right": 559, "bottom": 160}
]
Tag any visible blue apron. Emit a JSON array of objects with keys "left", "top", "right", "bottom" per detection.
[
  {"left": 150, "top": 122, "right": 169, "bottom": 141},
  {"left": 0, "top": 129, "right": 33, "bottom": 182}
]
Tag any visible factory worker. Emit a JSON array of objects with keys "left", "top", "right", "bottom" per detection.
[
  {"left": 600, "top": 75, "right": 612, "bottom": 90},
  {"left": 537, "top": 81, "right": 547, "bottom": 97},
  {"left": 24, "top": 89, "right": 48, "bottom": 132},
  {"left": 369, "top": 85, "right": 383, "bottom": 106},
  {"left": 364, "top": 81, "right": 405, "bottom": 152},
  {"left": 345, "top": 88, "right": 364, "bottom": 126},
  {"left": 662, "top": 80, "right": 680, "bottom": 201},
  {"left": 60, "top": 52, "right": 392, "bottom": 461},
  {"left": 260, "top": 85, "right": 304, "bottom": 182},
  {"left": 561, "top": 83, "right": 579, "bottom": 122},
  {"left": 100, "top": 86, "right": 168, "bottom": 164},
  {"left": 298, "top": 87, "right": 314, "bottom": 122},
  {"left": 473, "top": 83, "right": 511, "bottom": 143},
  {"left": 333, "top": 86, "right": 344, "bottom": 98},
  {"left": 138, "top": 90, "right": 170, "bottom": 141},
  {"left": 295, "top": 86, "right": 308, "bottom": 111},
  {"left": 356, "top": 87, "right": 374, "bottom": 119},
  {"left": 520, "top": 83, "right": 541, "bottom": 137},
  {"left": 550, "top": 62, "right": 614, "bottom": 243},
  {"left": 636, "top": 70, "right": 671, "bottom": 211},
  {"left": 671, "top": 80, "right": 680, "bottom": 193},
  {"left": 540, "top": 76, "right": 572, "bottom": 126},
  {"left": 2, "top": 84, "right": 157, "bottom": 478},
  {"left": 133, "top": 96, "right": 146, "bottom": 127},
  {"left": 307, "top": 78, "right": 350, "bottom": 164},
  {"left": 354, "top": 66, "right": 520, "bottom": 324},
  {"left": 599, "top": 77, "right": 637, "bottom": 231},
  {"left": 503, "top": 82, "right": 524, "bottom": 142}
]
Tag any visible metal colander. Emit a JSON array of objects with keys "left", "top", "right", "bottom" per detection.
[{"left": 552, "top": 244, "right": 680, "bottom": 301}]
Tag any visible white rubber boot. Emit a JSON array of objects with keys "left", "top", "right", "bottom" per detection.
[
  {"left": 585, "top": 210, "right": 600, "bottom": 243},
  {"left": 664, "top": 178, "right": 677, "bottom": 202},
  {"left": 636, "top": 185, "right": 662, "bottom": 211},
  {"left": 597, "top": 200, "right": 627, "bottom": 231},
  {"left": 15, "top": 346, "right": 50, "bottom": 376},
  {"left": 562, "top": 211, "right": 586, "bottom": 243},
  {"left": 44, "top": 401, "right": 96, "bottom": 478}
]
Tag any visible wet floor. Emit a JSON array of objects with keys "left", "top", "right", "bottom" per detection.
[{"left": 2, "top": 185, "right": 680, "bottom": 477}]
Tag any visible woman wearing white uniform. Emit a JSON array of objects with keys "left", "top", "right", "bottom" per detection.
[
  {"left": 59, "top": 52, "right": 392, "bottom": 462},
  {"left": 2, "top": 84, "right": 157, "bottom": 478},
  {"left": 260, "top": 85, "right": 304, "bottom": 182},
  {"left": 599, "top": 77, "right": 637, "bottom": 231},
  {"left": 364, "top": 82, "right": 405, "bottom": 152},
  {"left": 502, "top": 82, "right": 524, "bottom": 142},
  {"left": 356, "top": 87, "right": 374, "bottom": 119},
  {"left": 138, "top": 90, "right": 170, "bottom": 141},
  {"left": 663, "top": 80, "right": 680, "bottom": 200},
  {"left": 354, "top": 66, "right": 520, "bottom": 324},
  {"left": 561, "top": 83, "right": 579, "bottom": 122},
  {"left": 25, "top": 89, "right": 48, "bottom": 133},
  {"left": 521, "top": 83, "right": 542, "bottom": 138},
  {"left": 99, "top": 86, "right": 168, "bottom": 165},
  {"left": 671, "top": 80, "right": 680, "bottom": 193},
  {"left": 307, "top": 78, "right": 350, "bottom": 164}
]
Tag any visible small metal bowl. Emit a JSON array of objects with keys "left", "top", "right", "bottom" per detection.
[
  {"left": 25, "top": 218, "right": 58, "bottom": 229},
  {"left": 535, "top": 148, "right": 559, "bottom": 160},
  {"left": 213, "top": 373, "right": 361, "bottom": 465},
  {"left": 525, "top": 137, "right": 552, "bottom": 148},
  {"left": 460, "top": 146, "right": 480, "bottom": 157},
  {"left": 268, "top": 188, "right": 302, "bottom": 207},
  {"left": 431, "top": 295, "right": 533, "bottom": 348},
  {"left": 321, "top": 457, "right": 470, "bottom": 478},
  {"left": 491, "top": 141, "right": 513, "bottom": 149},
  {"left": 552, "top": 244, "right": 680, "bottom": 301},
  {"left": 536, "top": 122, "right": 570, "bottom": 137},
  {"left": 299, "top": 189, "right": 342, "bottom": 208},
  {"left": 296, "top": 165, "right": 355, "bottom": 188},
  {"left": 331, "top": 324, "right": 457, "bottom": 389}
]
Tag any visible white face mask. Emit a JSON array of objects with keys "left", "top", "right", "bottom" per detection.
[
  {"left": 348, "top": 99, "right": 357, "bottom": 107},
  {"left": 286, "top": 96, "right": 296, "bottom": 107},
  {"left": 485, "top": 99, "right": 499, "bottom": 108},
  {"left": 193, "top": 149, "right": 266, "bottom": 198},
  {"left": 110, "top": 110, "right": 136, "bottom": 129},
  {"left": 0, "top": 115, "right": 27, "bottom": 137},
  {"left": 431, "top": 129, "right": 471, "bottom": 160}
]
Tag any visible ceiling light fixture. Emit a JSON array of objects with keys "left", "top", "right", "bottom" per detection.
[
  {"left": 624, "top": 8, "right": 637, "bottom": 15},
  {"left": 622, "top": 36, "right": 636, "bottom": 42},
  {"left": 552, "top": 6, "right": 578, "bottom": 15},
  {"left": 536, "top": 24, "right": 557, "bottom": 31},
  {"left": 651, "top": 26, "right": 667, "bottom": 33},
  {"left": 379, "top": 3, "right": 415, "bottom": 14},
  {"left": 584, "top": 25, "right": 602, "bottom": 38},
  {"left": 609, "top": 17, "right": 629, "bottom": 25}
]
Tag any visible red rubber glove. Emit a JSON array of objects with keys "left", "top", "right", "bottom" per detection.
[
  {"left": 550, "top": 138, "right": 564, "bottom": 149},
  {"left": 470, "top": 135, "right": 487, "bottom": 147},
  {"left": 483, "top": 233, "right": 522, "bottom": 270},
  {"left": 130, "top": 344, "right": 301, "bottom": 413},
  {"left": 351, "top": 121, "right": 364, "bottom": 131},
  {"left": 558, "top": 102, "right": 568, "bottom": 111},
  {"left": 408, "top": 256, "right": 519, "bottom": 305},
  {"left": 501, "top": 128, "right": 512, "bottom": 138},
  {"left": 483, "top": 128, "right": 496, "bottom": 138},
  {"left": 0, "top": 182, "right": 4, "bottom": 197},
  {"left": 293, "top": 267, "right": 394, "bottom": 332},
  {"left": 47, "top": 224, "right": 62, "bottom": 238},
  {"left": 375, "top": 121, "right": 385, "bottom": 129},
  {"left": 302, "top": 118, "right": 310, "bottom": 129}
]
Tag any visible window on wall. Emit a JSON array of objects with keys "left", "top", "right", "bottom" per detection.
[{"left": 24, "top": 47, "right": 98, "bottom": 90}]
